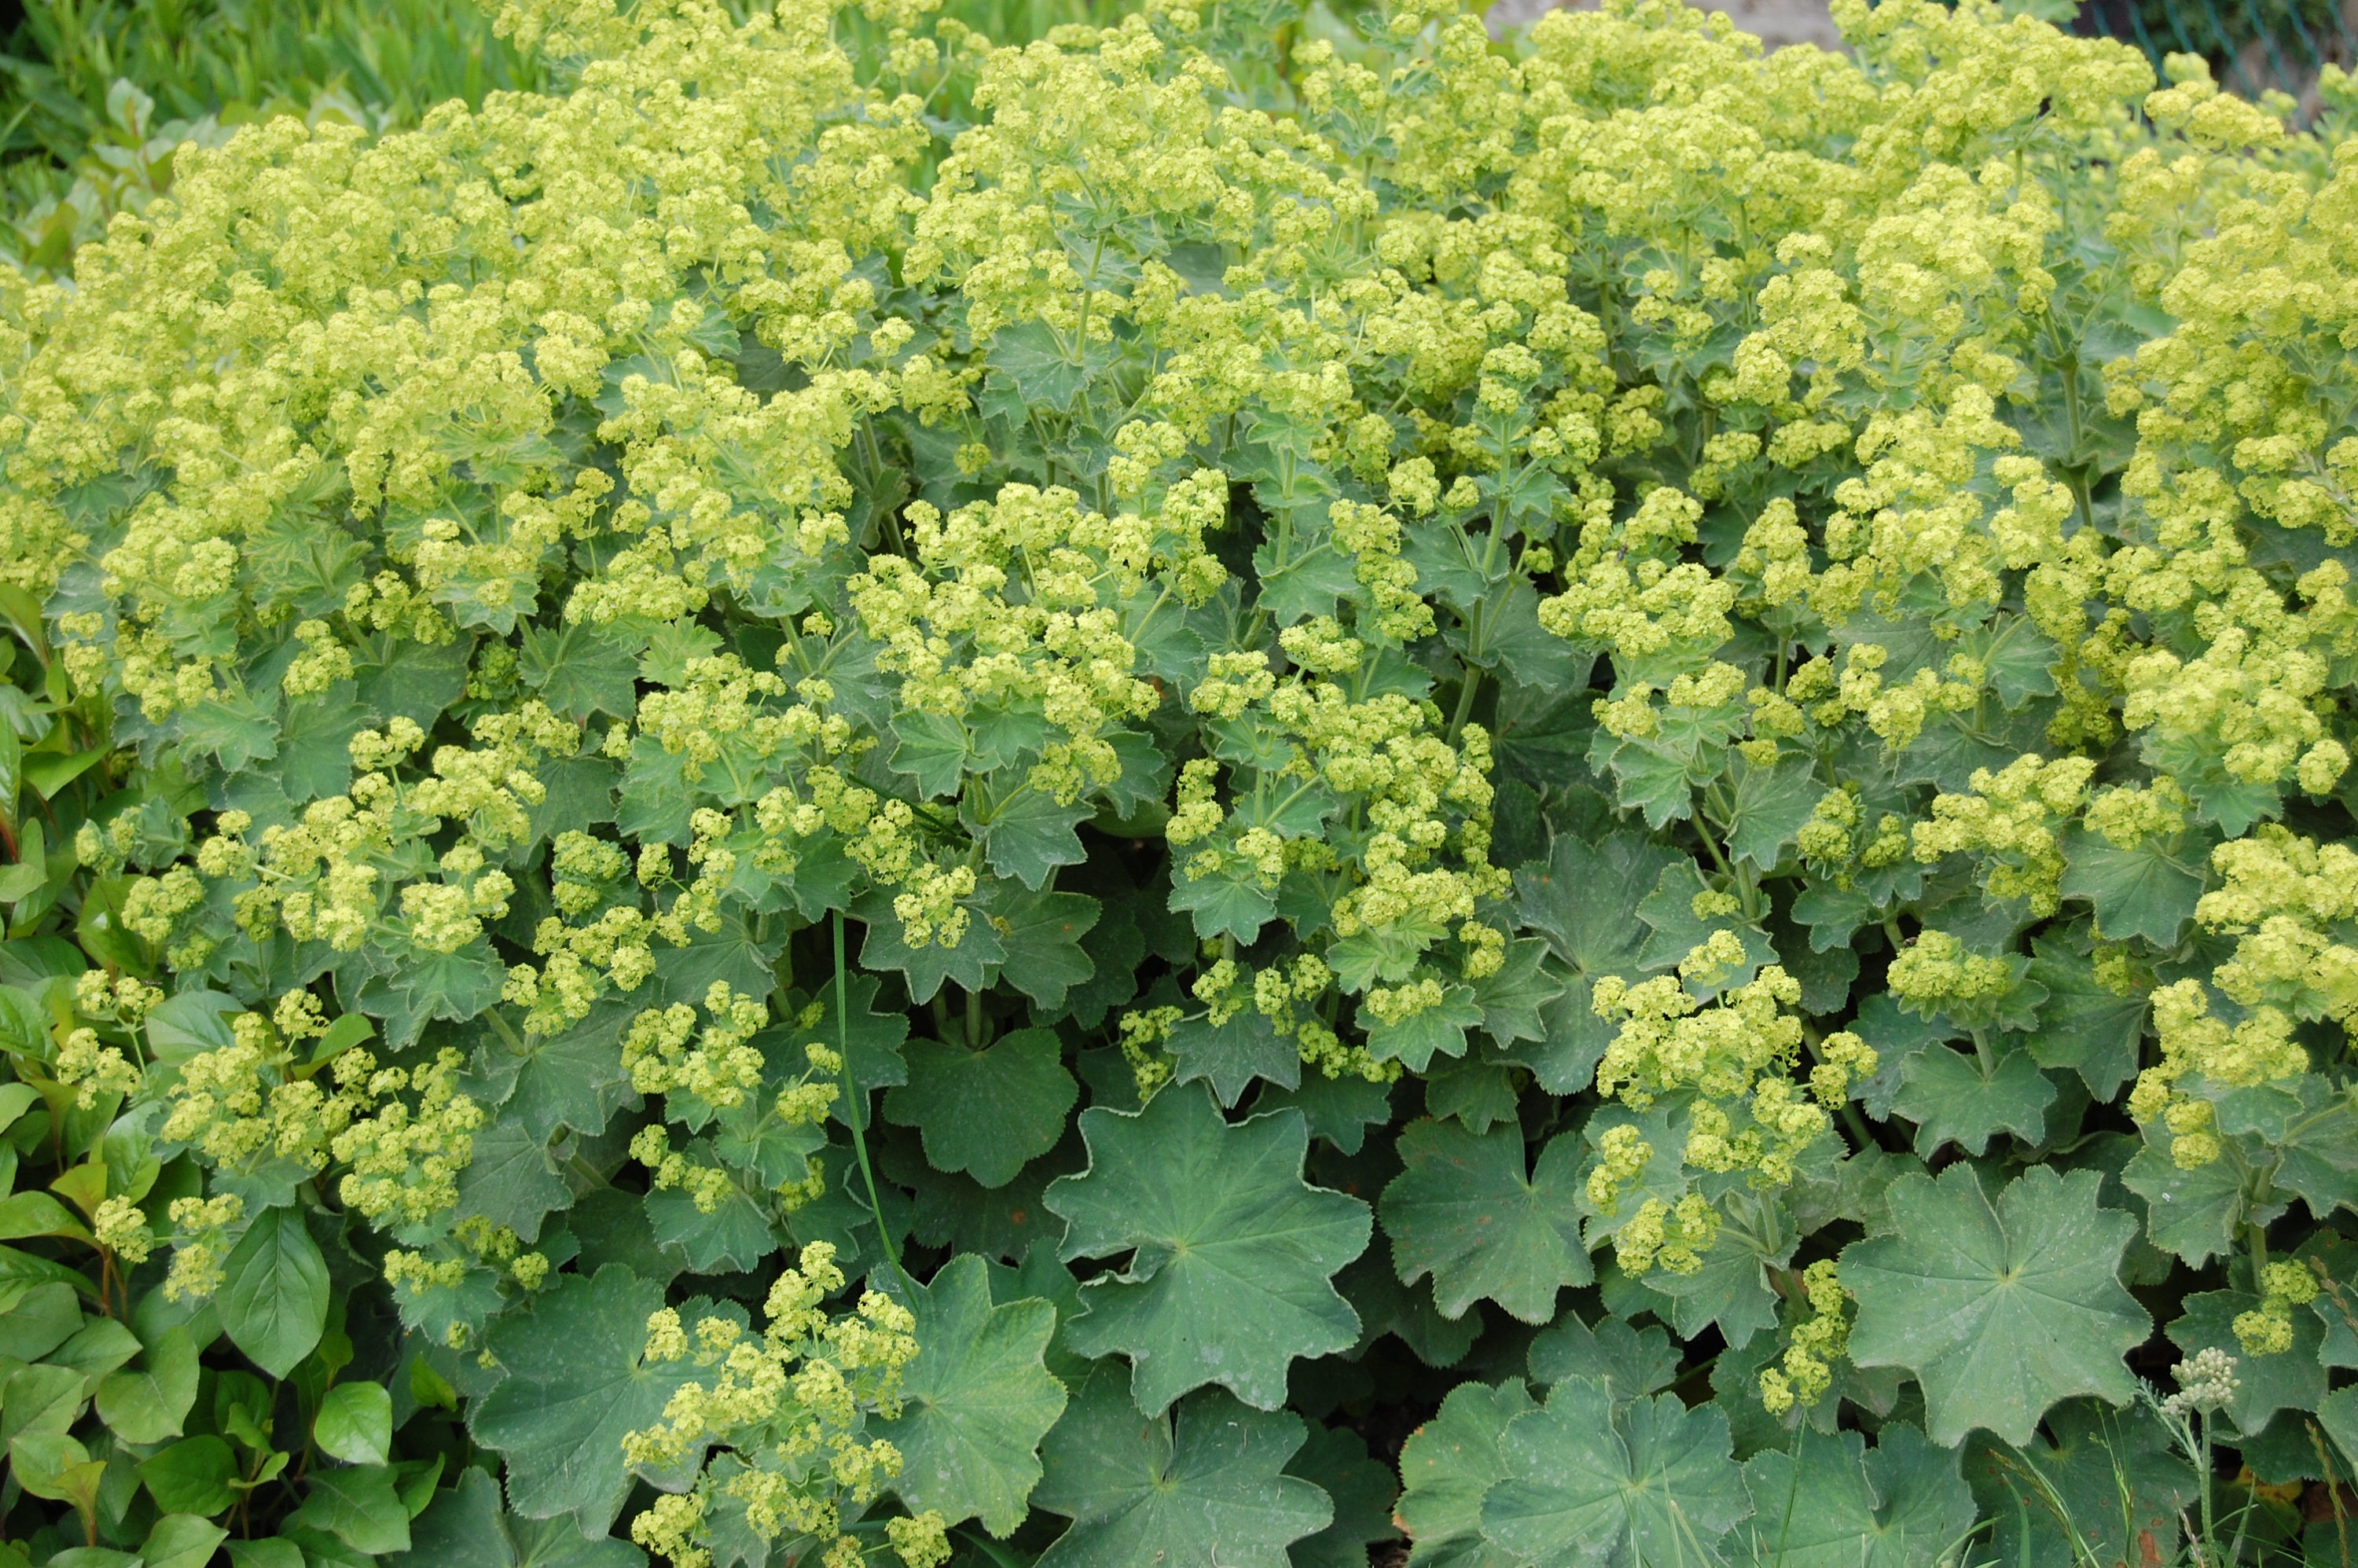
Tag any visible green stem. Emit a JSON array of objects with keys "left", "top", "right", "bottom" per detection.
[
  {"left": 1028, "top": 406, "right": 1058, "bottom": 489},
  {"left": 485, "top": 1008, "right": 527, "bottom": 1055},
  {"left": 833, "top": 910, "right": 909, "bottom": 1298},
  {"left": 1273, "top": 448, "right": 1298, "bottom": 561},
  {"left": 1446, "top": 666, "right": 1482, "bottom": 745},
  {"left": 1696, "top": 822, "right": 1735, "bottom": 882},
  {"left": 2058, "top": 348, "right": 2084, "bottom": 454},
  {"left": 1838, "top": 1100, "right": 1875, "bottom": 1151},
  {"left": 1074, "top": 233, "right": 1105, "bottom": 358}
]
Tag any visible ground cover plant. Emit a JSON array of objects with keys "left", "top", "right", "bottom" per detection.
[{"left": 4, "top": 0, "right": 2358, "bottom": 1562}]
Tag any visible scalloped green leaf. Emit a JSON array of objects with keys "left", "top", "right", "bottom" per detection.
[
  {"left": 991, "top": 887, "right": 1100, "bottom": 1014},
  {"left": 1166, "top": 865, "right": 1276, "bottom": 945},
  {"left": 517, "top": 621, "right": 639, "bottom": 722},
  {"left": 1526, "top": 1314, "right": 1677, "bottom": 1405},
  {"left": 859, "top": 899, "right": 1006, "bottom": 1004},
  {"left": 1395, "top": 1379, "right": 1536, "bottom": 1568},
  {"left": 454, "top": 1116, "right": 571, "bottom": 1245},
  {"left": 886, "top": 1030, "right": 1078, "bottom": 1188},
  {"left": 2058, "top": 824, "right": 2211, "bottom": 947},
  {"left": 2123, "top": 1122, "right": 2255, "bottom": 1265},
  {"left": 1514, "top": 832, "right": 1677, "bottom": 979},
  {"left": 1043, "top": 1085, "right": 1370, "bottom": 1415},
  {"left": 1380, "top": 1118, "right": 1591, "bottom": 1324},
  {"left": 875, "top": 1254, "right": 1067, "bottom": 1537},
  {"left": 1362, "top": 984, "right": 1482, "bottom": 1073},
  {"left": 1166, "top": 1009, "right": 1298, "bottom": 1107},
  {"left": 1480, "top": 1377, "right": 1750, "bottom": 1568},
  {"left": 1032, "top": 1363, "right": 1331, "bottom": 1568},
  {"left": 1737, "top": 1424, "right": 1975, "bottom": 1568},
  {"left": 1470, "top": 937, "right": 1564, "bottom": 1048},
  {"left": 1889, "top": 1041, "right": 2054, "bottom": 1157},
  {"left": 645, "top": 1177, "right": 778, "bottom": 1273},
  {"left": 2024, "top": 933, "right": 2147, "bottom": 1100},
  {"left": 470, "top": 1267, "right": 706, "bottom": 1535},
  {"left": 964, "top": 782, "right": 1091, "bottom": 890},
  {"left": 1841, "top": 1165, "right": 2149, "bottom": 1446},
  {"left": 1717, "top": 753, "right": 1820, "bottom": 872}
]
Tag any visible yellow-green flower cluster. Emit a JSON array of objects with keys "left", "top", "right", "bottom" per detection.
[
  {"left": 2127, "top": 979, "right": 2309, "bottom": 1166},
  {"left": 1175, "top": 659, "right": 1507, "bottom": 966},
  {"left": 850, "top": 483, "right": 1166, "bottom": 806},
  {"left": 2197, "top": 826, "right": 2358, "bottom": 1026},
  {"left": 161, "top": 1013, "right": 372, "bottom": 1176},
  {"left": 384, "top": 1217, "right": 551, "bottom": 1322},
  {"left": 1115, "top": 1004, "right": 1183, "bottom": 1097},
  {"left": 1589, "top": 951, "right": 1870, "bottom": 1196},
  {"left": 624, "top": 1242, "right": 929, "bottom": 1568},
  {"left": 332, "top": 1048, "right": 485, "bottom": 1231},
  {"left": 1592, "top": 956, "right": 1805, "bottom": 1111},
  {"left": 624, "top": 983, "right": 770, "bottom": 1107},
  {"left": 628, "top": 1125, "right": 742, "bottom": 1216},
  {"left": 1760, "top": 1261, "right": 1852, "bottom": 1414},
  {"left": 93, "top": 1195, "right": 153, "bottom": 1264},
  {"left": 1910, "top": 754, "right": 2095, "bottom": 916},
  {"left": 2234, "top": 1260, "right": 2321, "bottom": 1357},
  {"left": 161, "top": 1194, "right": 244, "bottom": 1303},
  {"left": 53, "top": 1026, "right": 141, "bottom": 1108},
  {"left": 1885, "top": 932, "right": 2023, "bottom": 1021},
  {"left": 1585, "top": 1120, "right": 1720, "bottom": 1276}
]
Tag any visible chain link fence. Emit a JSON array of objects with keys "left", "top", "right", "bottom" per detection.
[{"left": 2078, "top": 0, "right": 2357, "bottom": 108}]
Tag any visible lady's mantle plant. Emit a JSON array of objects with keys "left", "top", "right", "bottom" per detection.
[{"left": 2, "top": 0, "right": 2358, "bottom": 1561}]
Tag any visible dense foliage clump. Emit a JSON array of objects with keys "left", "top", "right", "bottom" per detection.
[{"left": 3, "top": 0, "right": 2358, "bottom": 1562}]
